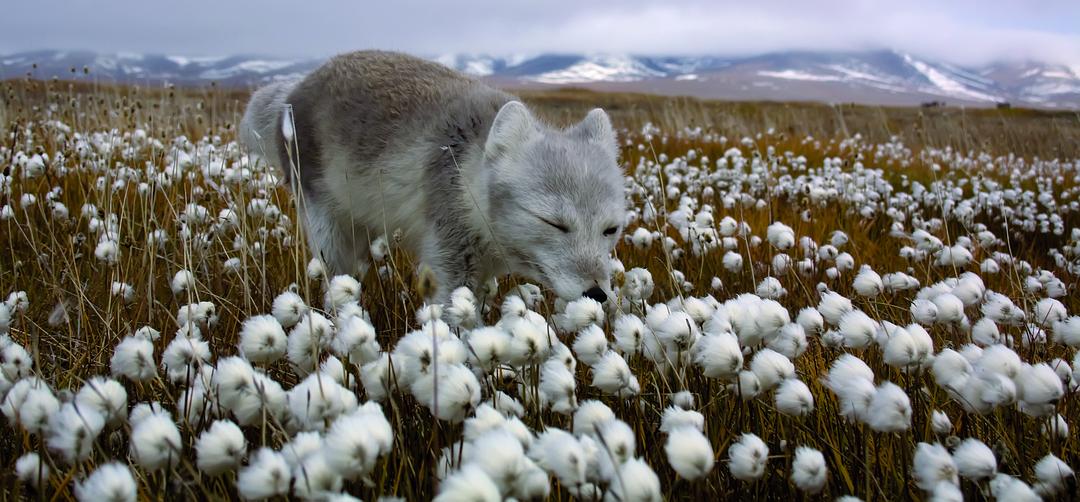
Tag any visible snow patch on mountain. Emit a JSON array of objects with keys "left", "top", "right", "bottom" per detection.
[
  {"left": 758, "top": 70, "right": 843, "bottom": 82},
  {"left": 530, "top": 55, "right": 665, "bottom": 84},
  {"left": 902, "top": 54, "right": 1002, "bottom": 102}
]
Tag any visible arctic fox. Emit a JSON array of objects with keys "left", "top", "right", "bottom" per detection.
[{"left": 241, "top": 51, "right": 625, "bottom": 304}]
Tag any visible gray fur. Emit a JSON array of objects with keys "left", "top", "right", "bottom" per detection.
[{"left": 240, "top": 50, "right": 625, "bottom": 303}]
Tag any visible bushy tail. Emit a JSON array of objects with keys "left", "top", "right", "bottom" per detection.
[{"left": 240, "top": 78, "right": 300, "bottom": 178}]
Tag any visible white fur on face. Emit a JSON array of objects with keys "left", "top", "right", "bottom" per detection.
[{"left": 486, "top": 104, "right": 626, "bottom": 300}]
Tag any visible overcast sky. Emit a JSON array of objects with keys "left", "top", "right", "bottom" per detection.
[{"left": 6, "top": 0, "right": 1080, "bottom": 66}]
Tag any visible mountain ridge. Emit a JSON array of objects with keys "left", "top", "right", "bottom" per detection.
[{"left": 3, "top": 49, "right": 1078, "bottom": 109}]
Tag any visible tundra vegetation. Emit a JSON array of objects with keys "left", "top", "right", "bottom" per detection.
[{"left": 0, "top": 79, "right": 1078, "bottom": 500}]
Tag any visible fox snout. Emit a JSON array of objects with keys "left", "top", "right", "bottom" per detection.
[{"left": 582, "top": 286, "right": 607, "bottom": 303}]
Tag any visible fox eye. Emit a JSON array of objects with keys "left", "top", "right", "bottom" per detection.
[
  {"left": 540, "top": 217, "right": 569, "bottom": 233},
  {"left": 603, "top": 226, "right": 619, "bottom": 236}
]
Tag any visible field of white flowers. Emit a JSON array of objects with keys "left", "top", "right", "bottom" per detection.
[{"left": 0, "top": 82, "right": 1078, "bottom": 500}]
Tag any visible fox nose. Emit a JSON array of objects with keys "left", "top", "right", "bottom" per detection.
[{"left": 582, "top": 286, "right": 607, "bottom": 303}]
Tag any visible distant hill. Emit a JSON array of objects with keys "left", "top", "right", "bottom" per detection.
[{"left": 4, "top": 49, "right": 1078, "bottom": 109}]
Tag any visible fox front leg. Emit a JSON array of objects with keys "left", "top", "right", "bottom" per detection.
[{"left": 419, "top": 231, "right": 481, "bottom": 307}]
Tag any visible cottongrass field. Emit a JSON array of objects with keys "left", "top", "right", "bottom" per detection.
[{"left": 0, "top": 81, "right": 1079, "bottom": 501}]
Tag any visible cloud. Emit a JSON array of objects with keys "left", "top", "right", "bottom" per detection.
[{"left": 3, "top": 0, "right": 1079, "bottom": 67}]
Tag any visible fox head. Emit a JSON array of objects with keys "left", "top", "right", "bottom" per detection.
[{"left": 484, "top": 101, "right": 626, "bottom": 302}]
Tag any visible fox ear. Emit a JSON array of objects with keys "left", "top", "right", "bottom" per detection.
[
  {"left": 485, "top": 101, "right": 536, "bottom": 161},
  {"left": 572, "top": 108, "right": 617, "bottom": 159}
]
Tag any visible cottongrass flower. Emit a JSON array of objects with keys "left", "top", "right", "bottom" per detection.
[
  {"left": 598, "top": 419, "right": 637, "bottom": 466},
  {"left": 445, "top": 286, "right": 479, "bottom": 329},
  {"left": 467, "top": 429, "right": 530, "bottom": 494},
  {"left": 1042, "top": 413, "right": 1069, "bottom": 439},
  {"left": 1, "top": 375, "right": 40, "bottom": 423},
  {"left": 692, "top": 332, "right": 742, "bottom": 379},
  {"left": 1051, "top": 316, "right": 1080, "bottom": 347},
  {"left": 110, "top": 281, "right": 135, "bottom": 303},
  {"left": 728, "top": 433, "right": 768, "bottom": 481},
  {"left": 573, "top": 325, "right": 609, "bottom": 366},
  {"left": 1033, "top": 453, "right": 1074, "bottom": 496},
  {"left": 911, "top": 298, "right": 939, "bottom": 326},
  {"left": 655, "top": 311, "right": 701, "bottom": 352},
  {"left": 177, "top": 301, "right": 218, "bottom": 330},
  {"left": 162, "top": 334, "right": 211, "bottom": 384},
  {"left": 130, "top": 410, "right": 182, "bottom": 470},
  {"left": 852, "top": 266, "right": 884, "bottom": 297},
  {"left": 930, "top": 482, "right": 963, "bottom": 502},
  {"left": 170, "top": 269, "right": 196, "bottom": 296},
  {"left": 434, "top": 465, "right": 501, "bottom": 502},
  {"left": 952, "top": 438, "right": 996, "bottom": 480},
  {"left": 292, "top": 451, "right": 344, "bottom": 499},
  {"left": 932, "top": 293, "right": 966, "bottom": 324},
  {"left": 330, "top": 314, "right": 380, "bottom": 364},
  {"left": 19, "top": 386, "right": 60, "bottom": 435},
  {"left": 591, "top": 351, "right": 640, "bottom": 397},
  {"left": 532, "top": 428, "right": 588, "bottom": 488},
  {"left": 15, "top": 452, "right": 49, "bottom": 487},
  {"left": 411, "top": 363, "right": 481, "bottom": 422},
  {"left": 660, "top": 405, "right": 705, "bottom": 433},
  {"left": 48, "top": 402, "right": 105, "bottom": 464},
  {"left": 867, "top": 382, "right": 911, "bottom": 432},
  {"left": 823, "top": 354, "right": 875, "bottom": 421},
  {"left": 971, "top": 318, "right": 1002, "bottom": 346},
  {"left": 134, "top": 326, "right": 161, "bottom": 341},
  {"left": 818, "top": 290, "right": 853, "bottom": 325},
  {"left": 75, "top": 462, "right": 136, "bottom": 502},
  {"left": 791, "top": 446, "right": 827, "bottom": 493},
  {"left": 0, "top": 303, "right": 11, "bottom": 334},
  {"left": 281, "top": 431, "right": 323, "bottom": 470},
  {"left": 540, "top": 359, "right": 578, "bottom": 414},
  {"left": 796, "top": 307, "right": 824, "bottom": 335},
  {"left": 307, "top": 257, "right": 328, "bottom": 281},
  {"left": 287, "top": 311, "right": 334, "bottom": 375},
  {"left": 289, "top": 373, "right": 358, "bottom": 431},
  {"left": 1033, "top": 297, "right": 1066, "bottom": 326},
  {"left": 775, "top": 378, "right": 814, "bottom": 416},
  {"left": 722, "top": 251, "right": 743, "bottom": 273},
  {"left": 238, "top": 448, "right": 292, "bottom": 500},
  {"left": 838, "top": 310, "right": 876, "bottom": 349},
  {"left": 324, "top": 274, "right": 361, "bottom": 312},
  {"left": 749, "top": 348, "right": 794, "bottom": 391},
  {"left": 766, "top": 222, "right": 795, "bottom": 250},
  {"left": 573, "top": 400, "right": 616, "bottom": 436},
  {"left": 464, "top": 327, "right": 509, "bottom": 372},
  {"left": 272, "top": 290, "right": 309, "bottom": 328},
  {"left": 562, "top": 297, "right": 605, "bottom": 331},
  {"left": 94, "top": 239, "right": 120, "bottom": 264},
  {"left": 613, "top": 314, "right": 648, "bottom": 355},
  {"left": 665, "top": 426, "right": 714, "bottom": 480},
  {"left": 2, "top": 338, "right": 33, "bottom": 381},
  {"left": 730, "top": 370, "right": 762, "bottom": 400},
  {"left": 1016, "top": 362, "right": 1065, "bottom": 411},
  {"left": 607, "top": 458, "right": 662, "bottom": 502},
  {"left": 935, "top": 244, "right": 973, "bottom": 267},
  {"left": 111, "top": 335, "right": 156, "bottom": 382},
  {"left": 75, "top": 376, "right": 128, "bottom": 427},
  {"left": 196, "top": 419, "right": 247, "bottom": 475},
  {"left": 755, "top": 276, "right": 786, "bottom": 299},
  {"left": 990, "top": 473, "right": 1041, "bottom": 501},
  {"left": 239, "top": 314, "right": 287, "bottom": 364},
  {"left": 913, "top": 442, "right": 958, "bottom": 491},
  {"left": 930, "top": 410, "right": 952, "bottom": 434},
  {"left": 767, "top": 323, "right": 808, "bottom": 360}
]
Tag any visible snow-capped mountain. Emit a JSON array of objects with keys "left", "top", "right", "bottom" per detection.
[{"left": 3, "top": 49, "right": 1078, "bottom": 109}]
